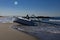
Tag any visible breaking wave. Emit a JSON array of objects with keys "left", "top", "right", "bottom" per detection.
[{"left": 0, "top": 17, "right": 15, "bottom": 23}]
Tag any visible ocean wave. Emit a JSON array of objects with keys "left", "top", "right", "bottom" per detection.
[{"left": 0, "top": 17, "right": 15, "bottom": 23}]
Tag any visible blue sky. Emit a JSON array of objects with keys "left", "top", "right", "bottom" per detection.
[{"left": 0, "top": 0, "right": 60, "bottom": 16}]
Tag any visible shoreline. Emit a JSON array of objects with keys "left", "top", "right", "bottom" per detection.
[{"left": 0, "top": 23, "right": 38, "bottom": 40}]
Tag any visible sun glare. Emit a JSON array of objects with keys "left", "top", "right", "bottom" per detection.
[{"left": 14, "top": 1, "right": 18, "bottom": 5}]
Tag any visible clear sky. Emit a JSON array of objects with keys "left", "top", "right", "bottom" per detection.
[{"left": 0, "top": 0, "right": 60, "bottom": 16}]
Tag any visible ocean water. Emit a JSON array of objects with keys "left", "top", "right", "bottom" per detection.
[
  {"left": 12, "top": 23, "right": 60, "bottom": 40},
  {"left": 11, "top": 17, "right": 60, "bottom": 40},
  {"left": 0, "top": 16, "right": 60, "bottom": 23},
  {"left": 0, "top": 17, "right": 15, "bottom": 23},
  {"left": 0, "top": 17, "right": 60, "bottom": 40}
]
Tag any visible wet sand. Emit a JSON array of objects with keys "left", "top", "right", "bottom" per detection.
[
  {"left": 12, "top": 23, "right": 60, "bottom": 40},
  {"left": 0, "top": 23, "right": 38, "bottom": 40}
]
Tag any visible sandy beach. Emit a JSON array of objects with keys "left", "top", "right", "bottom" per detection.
[{"left": 0, "top": 23, "right": 38, "bottom": 40}]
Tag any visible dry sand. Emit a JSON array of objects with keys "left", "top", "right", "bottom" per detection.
[{"left": 0, "top": 23, "right": 38, "bottom": 40}]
